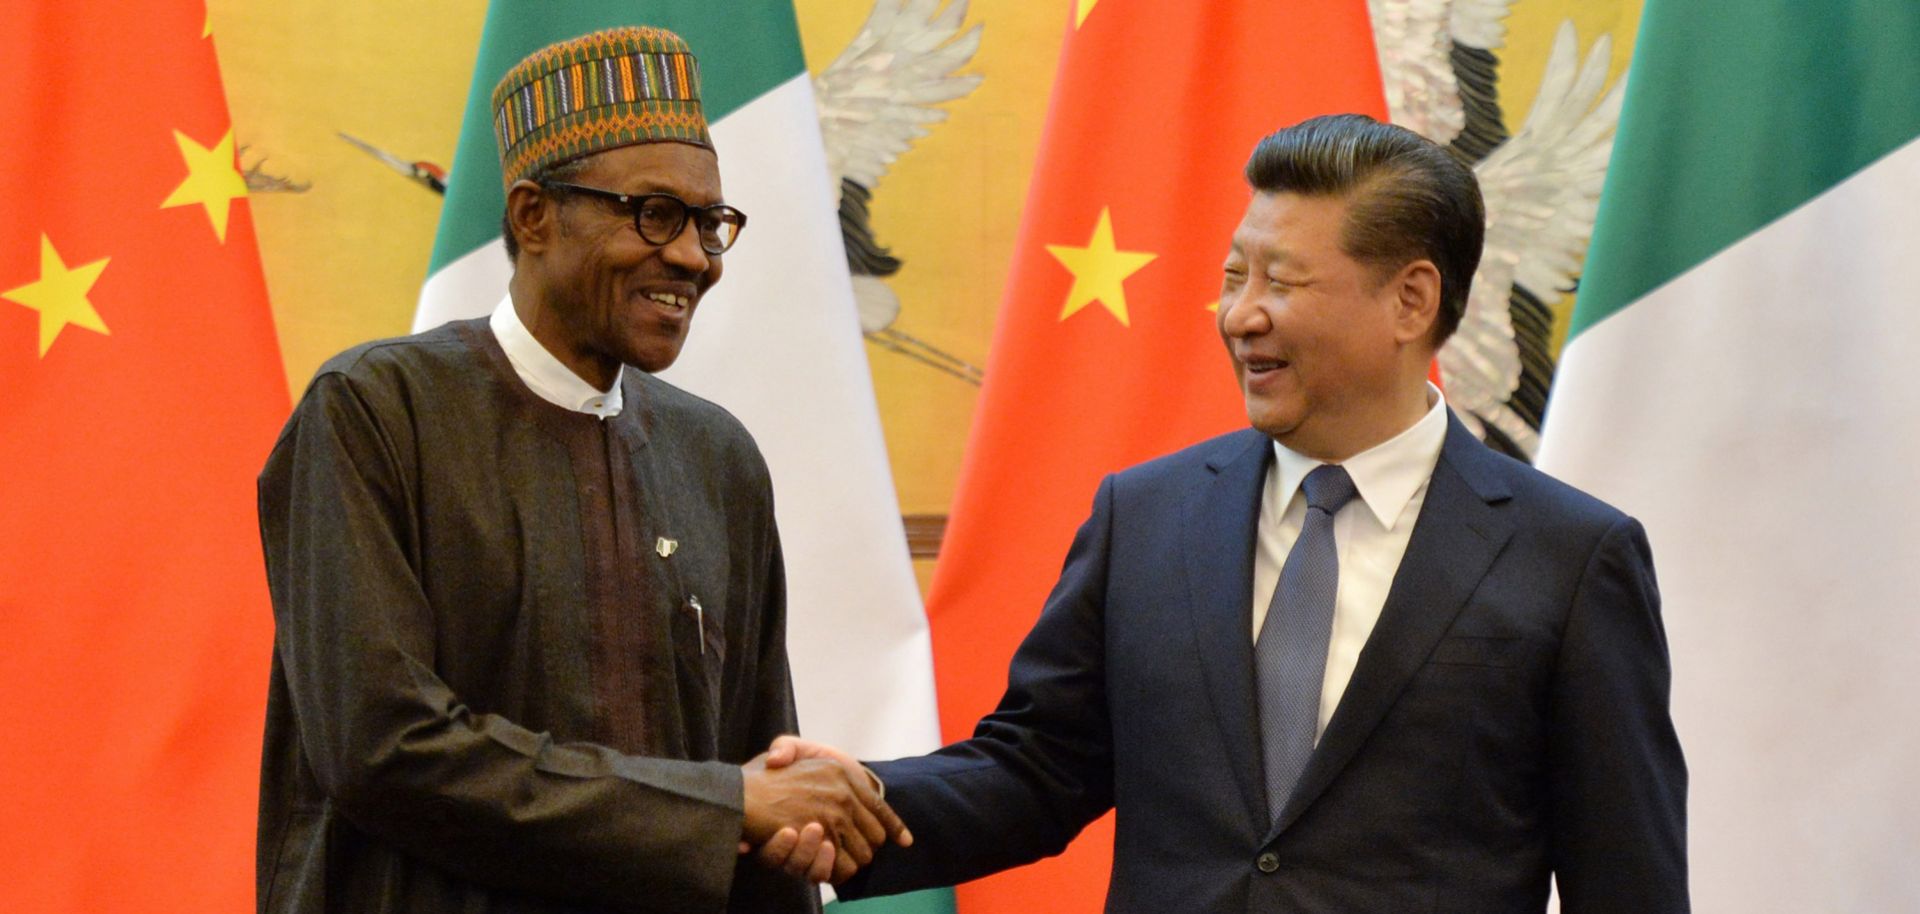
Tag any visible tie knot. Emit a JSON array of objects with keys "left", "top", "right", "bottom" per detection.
[{"left": 1301, "top": 464, "right": 1358, "bottom": 515}]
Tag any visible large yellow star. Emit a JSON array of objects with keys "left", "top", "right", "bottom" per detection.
[
  {"left": 2, "top": 235, "right": 111, "bottom": 357},
  {"left": 1045, "top": 207, "right": 1157, "bottom": 327},
  {"left": 161, "top": 128, "right": 248, "bottom": 243}
]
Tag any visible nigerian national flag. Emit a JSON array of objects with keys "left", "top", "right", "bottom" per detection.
[
  {"left": 419, "top": 5, "right": 946, "bottom": 911},
  {"left": 1536, "top": 3, "right": 1920, "bottom": 911}
]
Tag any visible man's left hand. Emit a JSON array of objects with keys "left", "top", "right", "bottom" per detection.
[{"left": 740, "top": 735, "right": 911, "bottom": 884}]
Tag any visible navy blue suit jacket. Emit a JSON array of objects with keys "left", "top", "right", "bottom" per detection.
[{"left": 841, "top": 416, "right": 1687, "bottom": 913}]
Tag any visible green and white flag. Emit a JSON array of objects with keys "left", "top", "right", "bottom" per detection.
[
  {"left": 420, "top": 5, "right": 947, "bottom": 910},
  {"left": 1537, "top": 3, "right": 1920, "bottom": 910}
]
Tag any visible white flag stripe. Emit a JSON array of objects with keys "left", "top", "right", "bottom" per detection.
[
  {"left": 415, "top": 235, "right": 509, "bottom": 332},
  {"left": 1539, "top": 135, "right": 1920, "bottom": 914},
  {"left": 669, "top": 74, "right": 939, "bottom": 758}
]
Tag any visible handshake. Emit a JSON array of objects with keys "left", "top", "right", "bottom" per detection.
[{"left": 738, "top": 735, "right": 913, "bottom": 885}]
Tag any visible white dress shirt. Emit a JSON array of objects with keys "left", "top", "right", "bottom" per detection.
[
  {"left": 1250, "top": 385, "right": 1449, "bottom": 740},
  {"left": 488, "top": 295, "right": 624, "bottom": 418}
]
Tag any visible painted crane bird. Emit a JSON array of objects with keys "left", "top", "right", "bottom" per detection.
[
  {"left": 814, "top": 0, "right": 985, "bottom": 385},
  {"left": 1369, "top": 0, "right": 1627, "bottom": 461},
  {"left": 340, "top": 3, "right": 988, "bottom": 384}
]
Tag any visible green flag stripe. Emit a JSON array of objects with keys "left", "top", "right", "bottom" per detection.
[
  {"left": 1568, "top": 1, "right": 1920, "bottom": 342},
  {"left": 829, "top": 889, "right": 956, "bottom": 914},
  {"left": 427, "top": 0, "right": 806, "bottom": 274}
]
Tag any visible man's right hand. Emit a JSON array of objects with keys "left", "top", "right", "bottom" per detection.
[{"left": 740, "top": 751, "right": 906, "bottom": 884}]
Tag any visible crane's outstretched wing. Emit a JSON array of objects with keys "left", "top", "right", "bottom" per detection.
[
  {"left": 1368, "top": 0, "right": 1517, "bottom": 155},
  {"left": 1440, "top": 22, "right": 1624, "bottom": 455},
  {"left": 813, "top": 0, "right": 983, "bottom": 201}
]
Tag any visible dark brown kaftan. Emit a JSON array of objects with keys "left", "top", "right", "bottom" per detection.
[{"left": 255, "top": 319, "right": 817, "bottom": 913}]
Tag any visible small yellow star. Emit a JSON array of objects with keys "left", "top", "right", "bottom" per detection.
[
  {"left": 1074, "top": 0, "right": 1100, "bottom": 28},
  {"left": 161, "top": 128, "right": 248, "bottom": 243},
  {"left": 2, "top": 235, "right": 111, "bottom": 357},
  {"left": 1046, "top": 207, "right": 1156, "bottom": 327}
]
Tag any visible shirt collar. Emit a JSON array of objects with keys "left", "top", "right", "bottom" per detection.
[
  {"left": 1269, "top": 383, "right": 1449, "bottom": 530},
  {"left": 489, "top": 295, "right": 624, "bottom": 418}
]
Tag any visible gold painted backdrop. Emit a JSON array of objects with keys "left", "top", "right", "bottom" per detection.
[{"left": 210, "top": 0, "right": 1642, "bottom": 591}]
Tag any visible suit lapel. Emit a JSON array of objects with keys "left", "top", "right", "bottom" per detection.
[
  {"left": 1267, "top": 415, "right": 1515, "bottom": 840},
  {"left": 1181, "top": 430, "right": 1272, "bottom": 828}
]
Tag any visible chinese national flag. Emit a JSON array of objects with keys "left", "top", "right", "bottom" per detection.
[
  {"left": 0, "top": 3, "right": 288, "bottom": 910},
  {"left": 924, "top": 1, "right": 1387, "bottom": 910}
]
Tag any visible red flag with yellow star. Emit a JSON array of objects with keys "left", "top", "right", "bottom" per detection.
[
  {"left": 1, "top": 4, "right": 287, "bottom": 910},
  {"left": 923, "top": 1, "right": 1388, "bottom": 910}
]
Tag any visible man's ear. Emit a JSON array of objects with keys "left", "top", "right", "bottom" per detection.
[
  {"left": 505, "top": 179, "right": 556, "bottom": 256},
  {"left": 1391, "top": 259, "right": 1443, "bottom": 347}
]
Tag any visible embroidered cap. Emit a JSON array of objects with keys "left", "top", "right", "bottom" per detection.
[{"left": 491, "top": 26, "right": 712, "bottom": 191}]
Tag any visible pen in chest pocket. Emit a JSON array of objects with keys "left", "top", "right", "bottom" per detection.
[
  {"left": 651, "top": 532, "right": 702, "bottom": 655},
  {"left": 688, "top": 594, "right": 704, "bottom": 656}
]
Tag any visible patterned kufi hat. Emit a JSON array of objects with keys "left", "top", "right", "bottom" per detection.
[{"left": 491, "top": 26, "right": 712, "bottom": 190}]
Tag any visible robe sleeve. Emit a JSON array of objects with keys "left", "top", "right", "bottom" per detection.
[
  {"left": 714, "top": 446, "right": 823, "bottom": 913},
  {"left": 748, "top": 516, "right": 800, "bottom": 750},
  {"left": 258, "top": 371, "right": 752, "bottom": 913}
]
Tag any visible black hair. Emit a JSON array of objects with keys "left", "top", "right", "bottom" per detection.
[{"left": 1244, "top": 114, "right": 1484, "bottom": 343}]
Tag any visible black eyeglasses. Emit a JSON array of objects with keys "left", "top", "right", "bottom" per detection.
[{"left": 543, "top": 181, "right": 747, "bottom": 255}]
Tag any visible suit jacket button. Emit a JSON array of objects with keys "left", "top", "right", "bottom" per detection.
[{"left": 1256, "top": 851, "right": 1280, "bottom": 874}]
